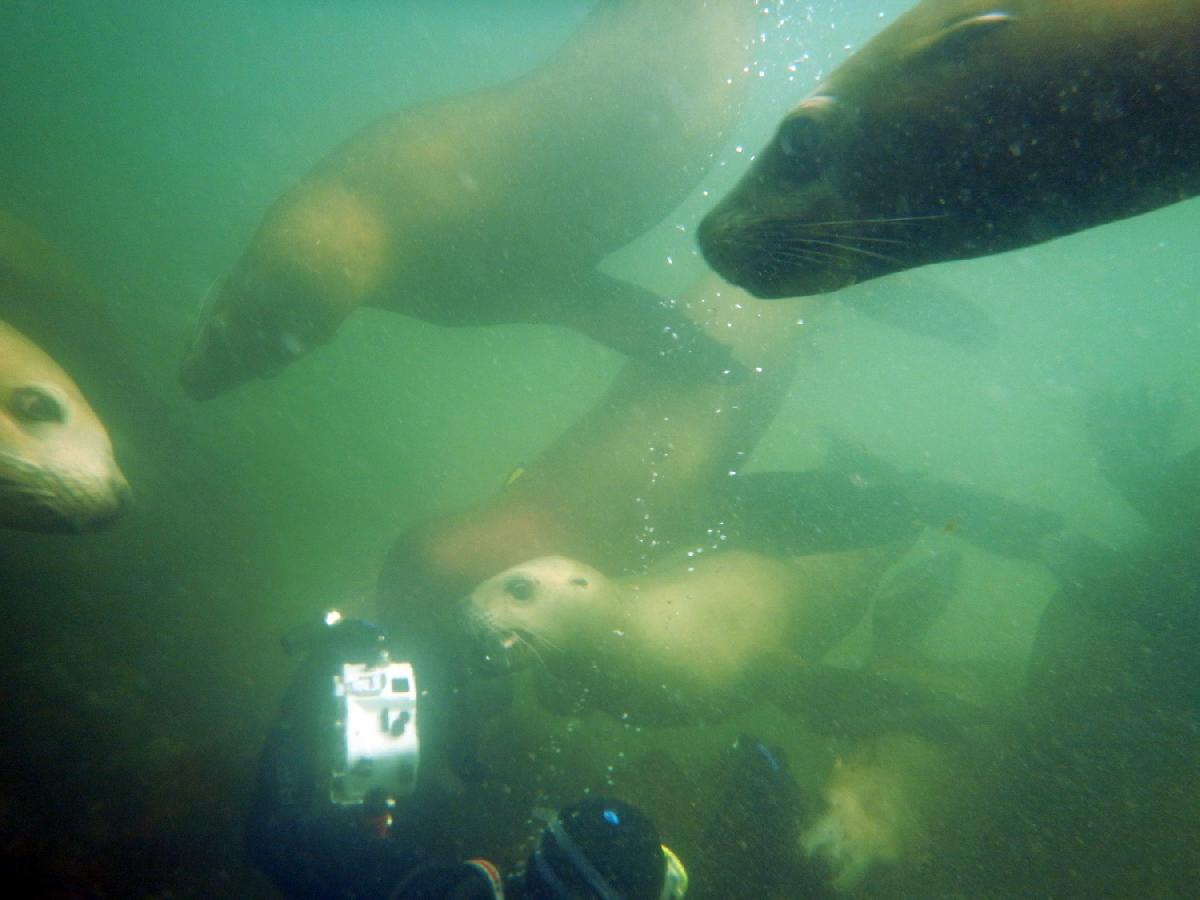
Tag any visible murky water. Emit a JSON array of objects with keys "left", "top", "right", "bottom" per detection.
[{"left": 1, "top": 1, "right": 1196, "bottom": 896}]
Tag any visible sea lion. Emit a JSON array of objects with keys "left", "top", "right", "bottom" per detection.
[
  {"left": 462, "top": 544, "right": 910, "bottom": 725},
  {"left": 698, "top": 0, "right": 1200, "bottom": 298},
  {"left": 181, "top": 0, "right": 759, "bottom": 399},
  {"left": 376, "top": 275, "right": 818, "bottom": 628},
  {"left": 0, "top": 319, "right": 129, "bottom": 531}
]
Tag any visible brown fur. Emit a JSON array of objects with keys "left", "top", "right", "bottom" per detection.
[
  {"left": 181, "top": 0, "right": 759, "bottom": 397},
  {"left": 700, "top": 0, "right": 1200, "bottom": 297}
]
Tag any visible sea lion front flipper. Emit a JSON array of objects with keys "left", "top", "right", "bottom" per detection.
[
  {"left": 771, "top": 662, "right": 991, "bottom": 743},
  {"left": 555, "top": 271, "right": 744, "bottom": 381},
  {"left": 839, "top": 272, "right": 1000, "bottom": 350}
]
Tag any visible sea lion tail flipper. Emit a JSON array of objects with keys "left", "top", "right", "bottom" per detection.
[{"left": 561, "top": 271, "right": 745, "bottom": 382}]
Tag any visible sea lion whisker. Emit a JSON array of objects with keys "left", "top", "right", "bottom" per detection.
[
  {"left": 789, "top": 213, "right": 948, "bottom": 229},
  {"left": 749, "top": 212, "right": 944, "bottom": 231},
  {"left": 511, "top": 630, "right": 560, "bottom": 672},
  {"left": 765, "top": 247, "right": 856, "bottom": 270},
  {"left": 522, "top": 628, "right": 565, "bottom": 658},
  {"left": 816, "top": 232, "right": 913, "bottom": 247},
  {"left": 763, "top": 245, "right": 846, "bottom": 264},
  {"left": 764, "top": 249, "right": 843, "bottom": 268},
  {"left": 787, "top": 237, "right": 905, "bottom": 266}
]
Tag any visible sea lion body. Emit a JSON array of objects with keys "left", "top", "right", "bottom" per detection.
[
  {"left": 0, "top": 320, "right": 129, "bottom": 531},
  {"left": 699, "top": 0, "right": 1200, "bottom": 297},
  {"left": 377, "top": 275, "right": 818, "bottom": 627},
  {"left": 181, "top": 0, "right": 756, "bottom": 398},
  {"left": 463, "top": 545, "right": 909, "bottom": 723}
]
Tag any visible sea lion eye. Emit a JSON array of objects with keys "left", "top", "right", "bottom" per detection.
[
  {"left": 505, "top": 576, "right": 535, "bottom": 603},
  {"left": 777, "top": 113, "right": 826, "bottom": 162},
  {"left": 10, "top": 386, "right": 67, "bottom": 425}
]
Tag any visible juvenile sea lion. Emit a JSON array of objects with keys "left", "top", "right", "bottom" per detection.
[
  {"left": 698, "top": 0, "right": 1200, "bottom": 298},
  {"left": 462, "top": 544, "right": 910, "bottom": 725},
  {"left": 0, "top": 320, "right": 129, "bottom": 531},
  {"left": 181, "top": 0, "right": 758, "bottom": 398}
]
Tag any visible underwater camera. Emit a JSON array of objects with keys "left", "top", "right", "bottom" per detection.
[
  {"left": 330, "top": 653, "right": 420, "bottom": 806},
  {"left": 284, "top": 609, "right": 422, "bottom": 806}
]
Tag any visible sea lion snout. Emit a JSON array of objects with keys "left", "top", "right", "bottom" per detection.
[
  {"left": 460, "top": 602, "right": 527, "bottom": 673},
  {"left": 181, "top": 265, "right": 345, "bottom": 400},
  {"left": 698, "top": 185, "right": 859, "bottom": 298},
  {"left": 180, "top": 310, "right": 243, "bottom": 401},
  {"left": 697, "top": 94, "right": 872, "bottom": 297}
]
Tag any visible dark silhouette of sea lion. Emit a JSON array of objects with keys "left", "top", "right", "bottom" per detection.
[{"left": 698, "top": 0, "right": 1200, "bottom": 298}]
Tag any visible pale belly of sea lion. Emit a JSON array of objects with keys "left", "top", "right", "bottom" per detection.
[
  {"left": 699, "top": 0, "right": 1200, "bottom": 298},
  {"left": 462, "top": 545, "right": 908, "bottom": 724},
  {"left": 0, "top": 320, "right": 129, "bottom": 531}
]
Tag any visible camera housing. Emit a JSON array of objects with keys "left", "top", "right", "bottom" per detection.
[{"left": 330, "top": 658, "right": 419, "bottom": 805}]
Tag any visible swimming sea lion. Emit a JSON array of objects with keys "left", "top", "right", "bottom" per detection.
[
  {"left": 698, "top": 0, "right": 1200, "bottom": 298},
  {"left": 0, "top": 320, "right": 129, "bottom": 531},
  {"left": 181, "top": 0, "right": 759, "bottom": 399},
  {"left": 462, "top": 544, "right": 910, "bottom": 725},
  {"left": 377, "top": 275, "right": 819, "bottom": 628}
]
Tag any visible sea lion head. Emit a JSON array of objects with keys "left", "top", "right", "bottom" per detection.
[
  {"left": 462, "top": 556, "right": 612, "bottom": 672},
  {"left": 180, "top": 182, "right": 389, "bottom": 400},
  {"left": 0, "top": 322, "right": 130, "bottom": 532},
  {"left": 699, "top": 5, "right": 1018, "bottom": 297}
]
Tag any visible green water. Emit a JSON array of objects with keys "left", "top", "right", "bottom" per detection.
[{"left": 1, "top": 1, "right": 1197, "bottom": 896}]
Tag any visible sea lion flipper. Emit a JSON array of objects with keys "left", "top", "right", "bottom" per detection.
[
  {"left": 840, "top": 274, "right": 1000, "bottom": 350},
  {"left": 561, "top": 271, "right": 744, "bottom": 381}
]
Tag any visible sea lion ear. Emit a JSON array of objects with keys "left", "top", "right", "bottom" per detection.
[{"left": 903, "top": 11, "right": 1015, "bottom": 63}]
